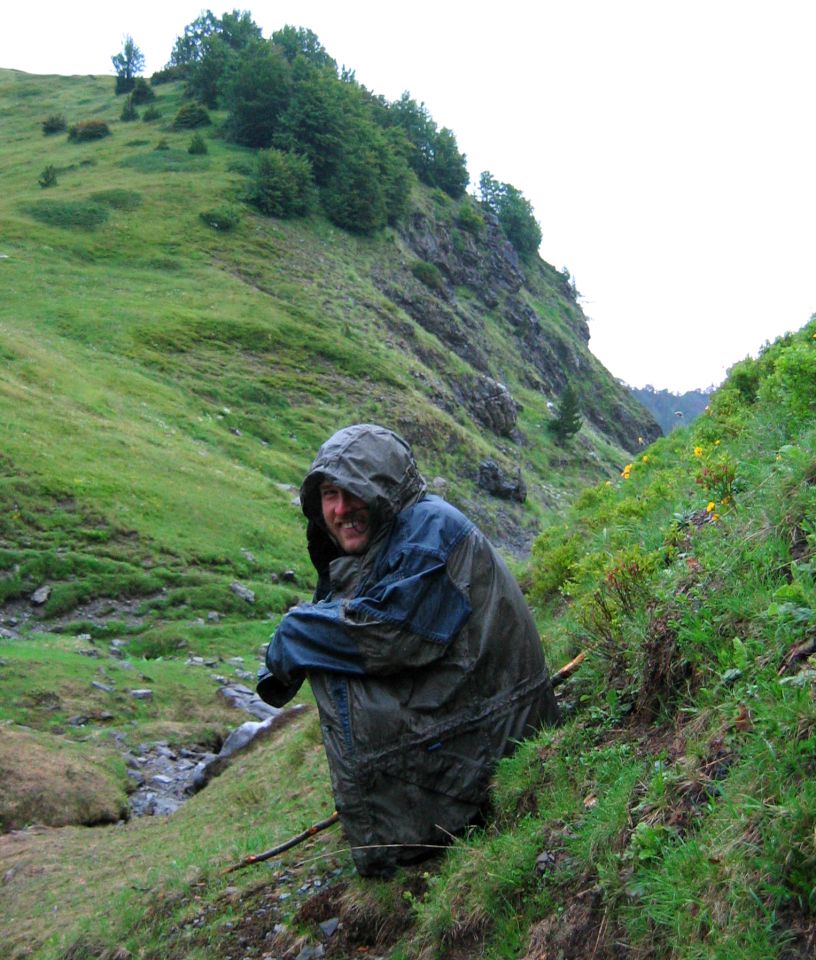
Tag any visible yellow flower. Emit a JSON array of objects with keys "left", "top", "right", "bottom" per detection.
[
  {"left": 621, "top": 463, "right": 632, "bottom": 479},
  {"left": 706, "top": 501, "right": 716, "bottom": 513},
  {"left": 721, "top": 495, "right": 731, "bottom": 505},
  {"left": 714, "top": 439, "right": 721, "bottom": 446},
  {"left": 711, "top": 513, "right": 720, "bottom": 522},
  {"left": 642, "top": 454, "right": 650, "bottom": 463},
  {"left": 693, "top": 446, "right": 703, "bottom": 457}
]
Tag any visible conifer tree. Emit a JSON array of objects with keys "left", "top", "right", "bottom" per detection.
[{"left": 550, "top": 382, "right": 583, "bottom": 445}]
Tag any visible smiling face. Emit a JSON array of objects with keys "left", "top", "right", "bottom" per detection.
[{"left": 320, "top": 482, "right": 371, "bottom": 555}]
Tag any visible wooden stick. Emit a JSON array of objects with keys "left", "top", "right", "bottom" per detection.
[
  {"left": 223, "top": 811, "right": 340, "bottom": 875},
  {"left": 551, "top": 650, "right": 585, "bottom": 688}
]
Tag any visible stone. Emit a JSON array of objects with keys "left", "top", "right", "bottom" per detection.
[
  {"left": 477, "top": 459, "right": 527, "bottom": 502},
  {"left": 31, "top": 586, "right": 51, "bottom": 605},
  {"left": 319, "top": 918, "right": 340, "bottom": 938},
  {"left": 207, "top": 611, "right": 220, "bottom": 623},
  {"left": 129, "top": 689, "right": 153, "bottom": 700},
  {"left": 230, "top": 582, "right": 256, "bottom": 604},
  {"left": 91, "top": 681, "right": 115, "bottom": 693}
]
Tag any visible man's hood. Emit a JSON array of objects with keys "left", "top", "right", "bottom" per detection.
[{"left": 300, "top": 424, "right": 427, "bottom": 574}]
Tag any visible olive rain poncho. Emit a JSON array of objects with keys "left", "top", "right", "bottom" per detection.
[{"left": 257, "top": 424, "right": 559, "bottom": 875}]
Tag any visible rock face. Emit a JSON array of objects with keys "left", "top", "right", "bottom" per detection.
[
  {"left": 477, "top": 459, "right": 527, "bottom": 502},
  {"left": 456, "top": 375, "right": 519, "bottom": 437},
  {"left": 372, "top": 205, "right": 660, "bottom": 454}
]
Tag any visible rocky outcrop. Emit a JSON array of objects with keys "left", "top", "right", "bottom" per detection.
[
  {"left": 371, "top": 203, "right": 659, "bottom": 453},
  {"left": 477, "top": 459, "right": 527, "bottom": 502},
  {"left": 454, "top": 375, "right": 519, "bottom": 437}
]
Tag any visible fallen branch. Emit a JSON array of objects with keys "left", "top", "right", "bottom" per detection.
[
  {"left": 551, "top": 650, "right": 585, "bottom": 688},
  {"left": 223, "top": 811, "right": 340, "bottom": 875}
]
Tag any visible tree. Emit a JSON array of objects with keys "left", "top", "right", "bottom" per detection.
[
  {"left": 549, "top": 382, "right": 583, "bottom": 445},
  {"left": 112, "top": 35, "right": 144, "bottom": 94},
  {"left": 271, "top": 25, "right": 337, "bottom": 71},
  {"left": 222, "top": 40, "right": 292, "bottom": 148},
  {"left": 386, "top": 93, "right": 468, "bottom": 197},
  {"left": 170, "top": 10, "right": 263, "bottom": 106},
  {"left": 479, "top": 171, "right": 542, "bottom": 258}
]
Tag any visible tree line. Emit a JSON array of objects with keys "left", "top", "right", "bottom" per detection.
[{"left": 112, "top": 12, "right": 541, "bottom": 250}]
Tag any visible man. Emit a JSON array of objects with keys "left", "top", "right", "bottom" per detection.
[{"left": 257, "top": 423, "right": 559, "bottom": 875}]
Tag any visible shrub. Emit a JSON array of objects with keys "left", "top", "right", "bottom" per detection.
[
  {"left": 246, "top": 148, "right": 315, "bottom": 218},
  {"left": 38, "top": 165, "right": 58, "bottom": 189},
  {"left": 67, "top": 119, "right": 111, "bottom": 142},
  {"left": 89, "top": 189, "right": 143, "bottom": 210},
  {"left": 188, "top": 132, "right": 208, "bottom": 155},
  {"left": 142, "top": 105, "right": 161, "bottom": 122},
  {"left": 130, "top": 78, "right": 156, "bottom": 105},
  {"left": 457, "top": 201, "right": 484, "bottom": 236},
  {"left": 120, "top": 97, "right": 138, "bottom": 122},
  {"left": 24, "top": 200, "right": 110, "bottom": 230},
  {"left": 115, "top": 75, "right": 136, "bottom": 96},
  {"left": 411, "top": 260, "right": 445, "bottom": 292},
  {"left": 42, "top": 114, "right": 66, "bottom": 135},
  {"left": 150, "top": 64, "right": 188, "bottom": 85},
  {"left": 199, "top": 206, "right": 240, "bottom": 231},
  {"left": 172, "top": 102, "right": 211, "bottom": 130},
  {"left": 154, "top": 138, "right": 170, "bottom": 151}
]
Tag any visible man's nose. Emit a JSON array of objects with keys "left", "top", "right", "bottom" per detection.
[{"left": 335, "top": 492, "right": 356, "bottom": 515}]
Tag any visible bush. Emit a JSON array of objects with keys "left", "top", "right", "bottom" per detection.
[
  {"left": 89, "top": 189, "right": 143, "bottom": 210},
  {"left": 199, "top": 206, "right": 241, "bottom": 231},
  {"left": 42, "top": 114, "right": 66, "bottom": 135},
  {"left": 172, "top": 102, "right": 211, "bottom": 130},
  {"left": 142, "top": 105, "right": 161, "bottom": 122},
  {"left": 24, "top": 200, "right": 110, "bottom": 230},
  {"left": 188, "top": 132, "right": 208, "bottom": 155},
  {"left": 150, "top": 64, "right": 188, "bottom": 85},
  {"left": 130, "top": 78, "right": 156, "bottom": 105},
  {"left": 115, "top": 75, "right": 136, "bottom": 96},
  {"left": 38, "top": 165, "right": 58, "bottom": 189},
  {"left": 457, "top": 201, "right": 484, "bottom": 236},
  {"left": 67, "top": 119, "right": 111, "bottom": 142},
  {"left": 246, "top": 148, "right": 315, "bottom": 218},
  {"left": 411, "top": 260, "right": 445, "bottom": 292},
  {"left": 120, "top": 97, "right": 139, "bottom": 122}
]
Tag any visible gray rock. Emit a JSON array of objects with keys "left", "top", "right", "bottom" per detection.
[
  {"left": 129, "top": 689, "right": 153, "bottom": 700},
  {"left": 91, "top": 681, "right": 115, "bottom": 693},
  {"left": 230, "top": 582, "right": 256, "bottom": 603},
  {"left": 207, "top": 611, "right": 220, "bottom": 623},
  {"left": 31, "top": 586, "right": 51, "bottom": 606},
  {"left": 477, "top": 459, "right": 527, "bottom": 502},
  {"left": 319, "top": 918, "right": 340, "bottom": 938}
]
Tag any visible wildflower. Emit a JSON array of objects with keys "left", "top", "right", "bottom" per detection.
[
  {"left": 621, "top": 463, "right": 632, "bottom": 479},
  {"left": 711, "top": 513, "right": 720, "bottom": 522},
  {"left": 714, "top": 439, "right": 721, "bottom": 446},
  {"left": 604, "top": 480, "right": 613, "bottom": 486},
  {"left": 642, "top": 454, "right": 650, "bottom": 463},
  {"left": 706, "top": 501, "right": 716, "bottom": 513},
  {"left": 721, "top": 495, "right": 731, "bottom": 505},
  {"left": 693, "top": 446, "right": 703, "bottom": 457}
]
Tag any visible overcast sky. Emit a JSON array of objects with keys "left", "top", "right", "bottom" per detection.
[{"left": 3, "top": 1, "right": 814, "bottom": 392}]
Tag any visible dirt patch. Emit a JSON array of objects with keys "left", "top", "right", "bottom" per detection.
[{"left": 522, "top": 879, "right": 625, "bottom": 959}]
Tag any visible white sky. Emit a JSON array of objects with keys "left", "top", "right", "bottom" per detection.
[{"left": 3, "top": 1, "right": 815, "bottom": 392}]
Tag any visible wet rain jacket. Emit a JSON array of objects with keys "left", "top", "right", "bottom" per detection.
[{"left": 257, "top": 424, "right": 559, "bottom": 875}]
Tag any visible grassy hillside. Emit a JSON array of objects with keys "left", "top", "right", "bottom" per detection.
[{"left": 7, "top": 66, "right": 812, "bottom": 960}]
